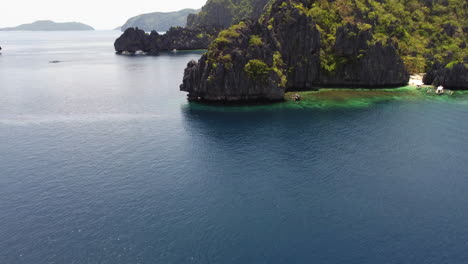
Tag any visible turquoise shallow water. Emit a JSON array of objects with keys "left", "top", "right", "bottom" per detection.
[{"left": 1, "top": 31, "right": 468, "bottom": 264}]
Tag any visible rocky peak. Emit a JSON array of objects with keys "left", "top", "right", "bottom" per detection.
[
  {"left": 114, "top": 26, "right": 219, "bottom": 54},
  {"left": 264, "top": 0, "right": 321, "bottom": 90},
  {"left": 180, "top": 20, "right": 285, "bottom": 102},
  {"left": 334, "top": 23, "right": 372, "bottom": 57}
]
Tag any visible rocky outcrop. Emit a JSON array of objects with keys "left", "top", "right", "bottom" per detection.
[
  {"left": 424, "top": 62, "right": 468, "bottom": 90},
  {"left": 320, "top": 43, "right": 409, "bottom": 87},
  {"left": 114, "top": 28, "right": 159, "bottom": 55},
  {"left": 423, "top": 62, "right": 443, "bottom": 85},
  {"left": 266, "top": 0, "right": 321, "bottom": 90},
  {"left": 180, "top": 21, "right": 285, "bottom": 102},
  {"left": 114, "top": 27, "right": 219, "bottom": 55},
  {"left": 180, "top": 0, "right": 410, "bottom": 103}
]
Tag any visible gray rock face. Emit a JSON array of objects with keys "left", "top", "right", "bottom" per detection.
[
  {"left": 320, "top": 24, "right": 409, "bottom": 87},
  {"left": 321, "top": 42, "right": 409, "bottom": 87},
  {"left": 334, "top": 24, "right": 372, "bottom": 57},
  {"left": 424, "top": 62, "right": 468, "bottom": 90},
  {"left": 267, "top": 0, "right": 321, "bottom": 90},
  {"left": 181, "top": 58, "right": 285, "bottom": 103},
  {"left": 114, "top": 28, "right": 159, "bottom": 55},
  {"left": 423, "top": 62, "right": 443, "bottom": 85},
  {"left": 180, "top": 21, "right": 285, "bottom": 103},
  {"left": 158, "top": 26, "right": 219, "bottom": 50}
]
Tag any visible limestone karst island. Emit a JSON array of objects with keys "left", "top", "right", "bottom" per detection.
[
  {"left": 2, "top": 0, "right": 468, "bottom": 263},
  {"left": 115, "top": 0, "right": 467, "bottom": 103}
]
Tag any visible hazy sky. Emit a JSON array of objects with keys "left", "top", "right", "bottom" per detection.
[{"left": 0, "top": 0, "right": 207, "bottom": 29}]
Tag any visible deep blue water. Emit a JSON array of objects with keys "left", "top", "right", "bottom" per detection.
[{"left": 1, "top": 31, "right": 468, "bottom": 264}]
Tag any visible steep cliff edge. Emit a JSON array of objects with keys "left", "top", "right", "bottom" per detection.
[
  {"left": 319, "top": 23, "right": 408, "bottom": 87},
  {"left": 114, "top": 28, "right": 159, "bottom": 55},
  {"left": 180, "top": 0, "right": 410, "bottom": 102},
  {"left": 181, "top": 22, "right": 285, "bottom": 102},
  {"left": 423, "top": 61, "right": 468, "bottom": 89}
]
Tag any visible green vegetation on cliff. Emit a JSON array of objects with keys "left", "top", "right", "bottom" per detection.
[
  {"left": 201, "top": 0, "right": 466, "bottom": 74},
  {"left": 245, "top": 59, "right": 271, "bottom": 82},
  {"left": 181, "top": 0, "right": 467, "bottom": 103},
  {"left": 261, "top": 0, "right": 467, "bottom": 74}
]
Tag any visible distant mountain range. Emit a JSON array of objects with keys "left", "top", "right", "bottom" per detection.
[
  {"left": 121, "top": 9, "right": 200, "bottom": 32},
  {"left": 0, "top": 20, "right": 94, "bottom": 31}
]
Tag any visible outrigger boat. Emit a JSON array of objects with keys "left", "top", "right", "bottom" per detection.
[
  {"left": 426, "top": 85, "right": 454, "bottom": 95},
  {"left": 436, "top": 85, "right": 444, "bottom": 95}
]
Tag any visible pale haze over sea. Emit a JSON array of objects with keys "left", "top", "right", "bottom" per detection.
[{"left": 0, "top": 0, "right": 207, "bottom": 29}]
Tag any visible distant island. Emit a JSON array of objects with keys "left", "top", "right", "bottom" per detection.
[
  {"left": 121, "top": 9, "right": 200, "bottom": 32},
  {"left": 0, "top": 20, "right": 94, "bottom": 31}
]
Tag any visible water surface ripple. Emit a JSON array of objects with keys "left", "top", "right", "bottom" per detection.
[{"left": 1, "top": 31, "right": 468, "bottom": 264}]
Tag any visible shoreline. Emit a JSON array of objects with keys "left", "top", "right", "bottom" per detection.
[{"left": 186, "top": 86, "right": 468, "bottom": 112}]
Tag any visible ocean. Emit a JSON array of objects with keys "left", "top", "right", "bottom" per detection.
[{"left": 1, "top": 30, "right": 468, "bottom": 264}]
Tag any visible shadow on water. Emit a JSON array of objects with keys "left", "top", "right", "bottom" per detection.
[
  {"left": 179, "top": 99, "right": 388, "bottom": 150},
  {"left": 181, "top": 87, "right": 468, "bottom": 116},
  {"left": 179, "top": 89, "right": 468, "bottom": 166}
]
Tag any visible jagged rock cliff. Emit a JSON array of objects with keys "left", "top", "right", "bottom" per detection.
[
  {"left": 181, "top": 22, "right": 285, "bottom": 102},
  {"left": 266, "top": 0, "right": 321, "bottom": 90},
  {"left": 114, "top": 28, "right": 159, "bottom": 55},
  {"left": 179, "top": 0, "right": 468, "bottom": 102},
  {"left": 180, "top": 0, "right": 410, "bottom": 102},
  {"left": 114, "top": 27, "right": 219, "bottom": 54},
  {"left": 423, "top": 61, "right": 468, "bottom": 89},
  {"left": 320, "top": 23, "right": 408, "bottom": 87}
]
